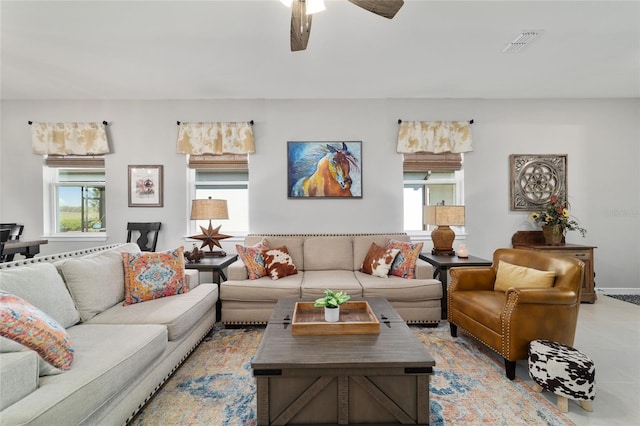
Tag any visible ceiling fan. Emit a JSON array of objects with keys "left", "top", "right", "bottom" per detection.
[{"left": 284, "top": 0, "right": 405, "bottom": 51}]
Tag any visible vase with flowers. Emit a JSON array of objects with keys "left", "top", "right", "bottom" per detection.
[{"left": 529, "top": 195, "right": 587, "bottom": 245}]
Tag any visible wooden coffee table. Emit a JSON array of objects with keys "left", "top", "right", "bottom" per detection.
[{"left": 251, "top": 298, "right": 435, "bottom": 425}]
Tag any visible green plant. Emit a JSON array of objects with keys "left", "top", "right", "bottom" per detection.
[
  {"left": 314, "top": 289, "right": 351, "bottom": 309},
  {"left": 529, "top": 195, "right": 587, "bottom": 237}
]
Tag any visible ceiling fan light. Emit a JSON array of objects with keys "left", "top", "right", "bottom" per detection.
[
  {"left": 305, "top": 0, "right": 326, "bottom": 15},
  {"left": 280, "top": 0, "right": 293, "bottom": 7}
]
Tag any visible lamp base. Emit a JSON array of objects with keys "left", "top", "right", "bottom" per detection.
[{"left": 431, "top": 225, "right": 456, "bottom": 256}]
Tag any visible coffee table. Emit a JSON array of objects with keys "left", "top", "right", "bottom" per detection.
[{"left": 251, "top": 298, "right": 435, "bottom": 425}]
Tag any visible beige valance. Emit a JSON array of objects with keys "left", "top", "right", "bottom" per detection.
[
  {"left": 397, "top": 121, "right": 473, "bottom": 154},
  {"left": 403, "top": 153, "right": 462, "bottom": 172},
  {"left": 188, "top": 154, "right": 248, "bottom": 170},
  {"left": 31, "top": 122, "right": 109, "bottom": 155},
  {"left": 177, "top": 122, "right": 255, "bottom": 155}
]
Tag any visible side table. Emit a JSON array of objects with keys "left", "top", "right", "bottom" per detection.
[
  {"left": 419, "top": 253, "right": 492, "bottom": 319},
  {"left": 185, "top": 254, "right": 238, "bottom": 321}
]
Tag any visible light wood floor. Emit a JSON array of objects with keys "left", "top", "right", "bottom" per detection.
[{"left": 513, "top": 295, "right": 640, "bottom": 425}]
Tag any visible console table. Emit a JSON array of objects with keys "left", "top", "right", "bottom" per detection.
[
  {"left": 1, "top": 239, "right": 48, "bottom": 261},
  {"left": 513, "top": 243, "right": 596, "bottom": 303},
  {"left": 419, "top": 253, "right": 493, "bottom": 319}
]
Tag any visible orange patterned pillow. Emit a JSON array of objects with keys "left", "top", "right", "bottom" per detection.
[
  {"left": 121, "top": 247, "right": 187, "bottom": 305},
  {"left": 236, "top": 239, "right": 269, "bottom": 280},
  {"left": 262, "top": 246, "right": 298, "bottom": 280},
  {"left": 0, "top": 290, "right": 74, "bottom": 370},
  {"left": 386, "top": 239, "right": 424, "bottom": 279}
]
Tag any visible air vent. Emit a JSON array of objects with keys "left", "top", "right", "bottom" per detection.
[{"left": 502, "top": 30, "right": 543, "bottom": 53}]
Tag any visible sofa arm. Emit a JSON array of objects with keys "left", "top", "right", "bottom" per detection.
[
  {"left": 0, "top": 352, "right": 39, "bottom": 410},
  {"left": 414, "top": 258, "right": 433, "bottom": 280},
  {"left": 507, "top": 287, "right": 579, "bottom": 305},
  {"left": 449, "top": 267, "right": 496, "bottom": 292},
  {"left": 184, "top": 269, "right": 200, "bottom": 290},
  {"left": 227, "top": 259, "right": 249, "bottom": 281}
]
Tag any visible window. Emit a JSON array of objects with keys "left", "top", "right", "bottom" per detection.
[
  {"left": 403, "top": 153, "right": 464, "bottom": 233},
  {"left": 191, "top": 170, "right": 249, "bottom": 234},
  {"left": 44, "top": 159, "right": 106, "bottom": 239}
]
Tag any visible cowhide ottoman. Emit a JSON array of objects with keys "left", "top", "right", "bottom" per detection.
[{"left": 528, "top": 339, "right": 595, "bottom": 413}]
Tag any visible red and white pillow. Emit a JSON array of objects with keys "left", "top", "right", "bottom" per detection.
[
  {"left": 360, "top": 243, "right": 400, "bottom": 278},
  {"left": 262, "top": 246, "right": 298, "bottom": 280}
]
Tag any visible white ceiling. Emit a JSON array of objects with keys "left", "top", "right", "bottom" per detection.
[{"left": 1, "top": 0, "right": 639, "bottom": 100}]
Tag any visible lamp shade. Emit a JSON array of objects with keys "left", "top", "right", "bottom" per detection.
[
  {"left": 424, "top": 205, "right": 465, "bottom": 226},
  {"left": 190, "top": 198, "right": 228, "bottom": 220}
]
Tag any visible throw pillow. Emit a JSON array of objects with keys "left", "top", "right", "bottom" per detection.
[
  {"left": 262, "top": 246, "right": 298, "bottom": 280},
  {"left": 236, "top": 239, "right": 269, "bottom": 280},
  {"left": 360, "top": 243, "right": 401, "bottom": 278},
  {"left": 0, "top": 336, "right": 62, "bottom": 376},
  {"left": 386, "top": 239, "right": 424, "bottom": 279},
  {"left": 0, "top": 290, "right": 74, "bottom": 370},
  {"left": 494, "top": 260, "right": 556, "bottom": 292},
  {"left": 121, "top": 247, "right": 187, "bottom": 306}
]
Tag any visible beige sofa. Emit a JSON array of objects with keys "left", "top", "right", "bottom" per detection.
[
  {"left": 221, "top": 233, "right": 442, "bottom": 324},
  {"left": 0, "top": 243, "right": 217, "bottom": 425}
]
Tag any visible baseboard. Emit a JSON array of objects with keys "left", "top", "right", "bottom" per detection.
[{"left": 596, "top": 288, "right": 640, "bottom": 295}]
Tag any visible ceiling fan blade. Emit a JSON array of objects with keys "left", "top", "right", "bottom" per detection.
[
  {"left": 290, "top": 0, "right": 312, "bottom": 51},
  {"left": 347, "top": 0, "right": 404, "bottom": 19}
]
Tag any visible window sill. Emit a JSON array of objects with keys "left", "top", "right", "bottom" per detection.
[{"left": 43, "top": 233, "right": 108, "bottom": 243}]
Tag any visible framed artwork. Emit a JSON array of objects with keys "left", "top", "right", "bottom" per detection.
[
  {"left": 287, "top": 141, "right": 362, "bottom": 199},
  {"left": 128, "top": 165, "right": 163, "bottom": 207},
  {"left": 510, "top": 154, "right": 567, "bottom": 211}
]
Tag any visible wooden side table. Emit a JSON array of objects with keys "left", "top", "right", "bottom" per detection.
[
  {"left": 512, "top": 231, "right": 597, "bottom": 303},
  {"left": 185, "top": 254, "right": 238, "bottom": 320},
  {"left": 419, "top": 253, "right": 493, "bottom": 319}
]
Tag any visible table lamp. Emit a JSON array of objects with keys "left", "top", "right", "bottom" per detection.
[
  {"left": 189, "top": 197, "right": 231, "bottom": 256},
  {"left": 424, "top": 205, "right": 465, "bottom": 256}
]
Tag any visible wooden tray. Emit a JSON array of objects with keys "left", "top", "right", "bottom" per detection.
[{"left": 291, "top": 301, "right": 380, "bottom": 335}]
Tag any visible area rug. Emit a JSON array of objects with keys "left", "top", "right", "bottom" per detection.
[
  {"left": 605, "top": 294, "right": 640, "bottom": 306},
  {"left": 130, "top": 323, "right": 573, "bottom": 426}
]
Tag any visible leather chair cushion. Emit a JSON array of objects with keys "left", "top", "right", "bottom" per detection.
[{"left": 450, "top": 290, "right": 505, "bottom": 333}]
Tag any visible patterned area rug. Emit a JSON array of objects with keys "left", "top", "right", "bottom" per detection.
[
  {"left": 606, "top": 294, "right": 640, "bottom": 306},
  {"left": 130, "top": 323, "right": 573, "bottom": 426}
]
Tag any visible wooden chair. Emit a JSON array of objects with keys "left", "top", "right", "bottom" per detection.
[
  {"left": 126, "top": 222, "right": 161, "bottom": 252},
  {"left": 0, "top": 229, "right": 10, "bottom": 263}
]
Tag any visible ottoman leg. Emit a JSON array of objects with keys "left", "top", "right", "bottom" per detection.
[
  {"left": 579, "top": 401, "right": 594, "bottom": 412},
  {"left": 557, "top": 396, "right": 568, "bottom": 413},
  {"left": 532, "top": 383, "right": 543, "bottom": 393}
]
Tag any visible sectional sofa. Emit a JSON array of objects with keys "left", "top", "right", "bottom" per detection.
[
  {"left": 0, "top": 243, "right": 217, "bottom": 425},
  {"left": 221, "top": 233, "right": 443, "bottom": 324}
]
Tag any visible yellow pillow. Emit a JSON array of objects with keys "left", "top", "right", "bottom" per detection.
[{"left": 494, "top": 260, "right": 555, "bottom": 292}]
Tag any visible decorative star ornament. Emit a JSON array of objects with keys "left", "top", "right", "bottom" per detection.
[{"left": 190, "top": 223, "right": 232, "bottom": 252}]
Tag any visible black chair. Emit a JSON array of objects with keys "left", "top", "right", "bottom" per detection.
[
  {"left": 126, "top": 222, "right": 161, "bottom": 252},
  {"left": 0, "top": 229, "right": 10, "bottom": 263},
  {"left": 6, "top": 224, "right": 24, "bottom": 241}
]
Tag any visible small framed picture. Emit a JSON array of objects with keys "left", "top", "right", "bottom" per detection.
[{"left": 128, "top": 165, "right": 163, "bottom": 207}]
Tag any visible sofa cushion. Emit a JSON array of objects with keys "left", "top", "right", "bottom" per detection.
[
  {"left": 87, "top": 284, "right": 217, "bottom": 341},
  {"left": 0, "top": 337, "right": 62, "bottom": 376},
  {"left": 360, "top": 243, "right": 400, "bottom": 278},
  {"left": 494, "top": 260, "right": 556, "bottom": 292},
  {"left": 55, "top": 245, "right": 140, "bottom": 322},
  {"left": 236, "top": 239, "right": 268, "bottom": 279},
  {"left": 122, "top": 247, "right": 187, "bottom": 305},
  {"left": 0, "top": 262, "right": 80, "bottom": 328},
  {"left": 357, "top": 272, "right": 443, "bottom": 302},
  {"left": 0, "top": 324, "right": 167, "bottom": 426},
  {"left": 0, "top": 291, "right": 74, "bottom": 370},
  {"left": 246, "top": 236, "right": 305, "bottom": 271},
  {"left": 387, "top": 239, "right": 424, "bottom": 279},
  {"left": 0, "top": 351, "right": 38, "bottom": 410},
  {"left": 221, "top": 275, "right": 302, "bottom": 302},
  {"left": 301, "top": 270, "right": 364, "bottom": 299},
  {"left": 263, "top": 246, "right": 298, "bottom": 280},
  {"left": 304, "top": 236, "right": 353, "bottom": 271}
]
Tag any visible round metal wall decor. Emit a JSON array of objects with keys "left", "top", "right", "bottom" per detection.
[{"left": 510, "top": 154, "right": 567, "bottom": 211}]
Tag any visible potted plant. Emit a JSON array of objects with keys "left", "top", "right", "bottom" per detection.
[
  {"left": 314, "top": 289, "right": 351, "bottom": 322},
  {"left": 529, "top": 195, "right": 587, "bottom": 245}
]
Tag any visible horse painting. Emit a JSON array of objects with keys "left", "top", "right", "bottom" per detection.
[{"left": 288, "top": 142, "right": 362, "bottom": 198}]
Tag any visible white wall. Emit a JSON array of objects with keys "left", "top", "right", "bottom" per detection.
[{"left": 1, "top": 98, "right": 639, "bottom": 290}]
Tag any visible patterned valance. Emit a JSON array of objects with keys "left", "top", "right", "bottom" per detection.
[
  {"left": 397, "top": 121, "right": 473, "bottom": 154},
  {"left": 31, "top": 122, "right": 109, "bottom": 155},
  {"left": 177, "top": 122, "right": 255, "bottom": 155}
]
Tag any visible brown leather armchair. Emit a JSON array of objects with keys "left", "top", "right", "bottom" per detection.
[{"left": 448, "top": 248, "right": 584, "bottom": 380}]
